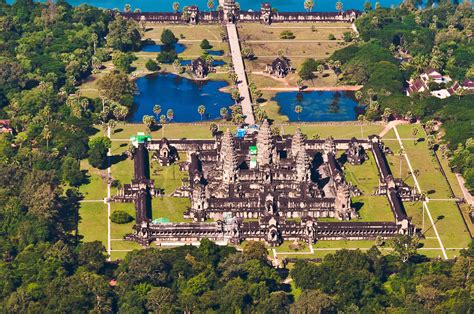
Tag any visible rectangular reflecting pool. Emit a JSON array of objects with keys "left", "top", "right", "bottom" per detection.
[
  {"left": 131, "top": 73, "right": 234, "bottom": 122},
  {"left": 272, "top": 90, "right": 365, "bottom": 122}
]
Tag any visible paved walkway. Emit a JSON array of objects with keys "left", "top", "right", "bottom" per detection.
[
  {"left": 226, "top": 23, "right": 255, "bottom": 125},
  {"left": 378, "top": 119, "right": 409, "bottom": 138},
  {"left": 107, "top": 126, "right": 112, "bottom": 261}
]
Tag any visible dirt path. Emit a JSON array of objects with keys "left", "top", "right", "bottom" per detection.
[{"left": 378, "top": 120, "right": 410, "bottom": 138}]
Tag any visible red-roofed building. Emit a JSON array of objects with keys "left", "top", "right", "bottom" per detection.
[
  {"left": 406, "top": 78, "right": 426, "bottom": 96},
  {"left": 0, "top": 120, "right": 12, "bottom": 134},
  {"left": 462, "top": 79, "right": 474, "bottom": 90}
]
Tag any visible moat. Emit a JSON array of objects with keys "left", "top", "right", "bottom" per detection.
[{"left": 21, "top": 0, "right": 405, "bottom": 12}]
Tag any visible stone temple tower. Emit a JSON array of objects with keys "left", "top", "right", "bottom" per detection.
[
  {"left": 257, "top": 120, "right": 275, "bottom": 167},
  {"left": 323, "top": 136, "right": 336, "bottom": 162},
  {"left": 291, "top": 128, "right": 305, "bottom": 158},
  {"left": 335, "top": 184, "right": 355, "bottom": 220},
  {"left": 296, "top": 148, "right": 310, "bottom": 182},
  {"left": 220, "top": 129, "right": 238, "bottom": 183}
]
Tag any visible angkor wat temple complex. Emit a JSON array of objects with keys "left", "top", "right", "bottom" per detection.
[
  {"left": 121, "top": 1, "right": 359, "bottom": 25},
  {"left": 115, "top": 121, "right": 418, "bottom": 247}
]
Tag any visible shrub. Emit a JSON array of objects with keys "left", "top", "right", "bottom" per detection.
[
  {"left": 161, "top": 29, "right": 178, "bottom": 45},
  {"left": 157, "top": 49, "right": 178, "bottom": 63},
  {"left": 328, "top": 34, "right": 336, "bottom": 40},
  {"left": 280, "top": 30, "right": 295, "bottom": 39},
  {"left": 200, "top": 39, "right": 212, "bottom": 49},
  {"left": 110, "top": 210, "right": 134, "bottom": 224},
  {"left": 145, "top": 59, "right": 159, "bottom": 71}
]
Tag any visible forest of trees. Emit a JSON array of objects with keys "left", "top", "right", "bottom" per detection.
[
  {"left": 330, "top": 1, "right": 473, "bottom": 191},
  {"left": 0, "top": 0, "right": 473, "bottom": 311}
]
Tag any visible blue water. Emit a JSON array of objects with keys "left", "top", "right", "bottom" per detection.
[
  {"left": 180, "top": 59, "right": 226, "bottom": 66},
  {"left": 142, "top": 43, "right": 187, "bottom": 53},
  {"left": 273, "top": 91, "right": 362, "bottom": 122},
  {"left": 132, "top": 73, "right": 233, "bottom": 122},
  {"left": 6, "top": 0, "right": 403, "bottom": 12},
  {"left": 206, "top": 50, "right": 225, "bottom": 56}
]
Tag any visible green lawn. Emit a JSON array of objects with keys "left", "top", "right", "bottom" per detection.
[
  {"left": 110, "top": 142, "right": 133, "bottom": 194},
  {"left": 78, "top": 202, "right": 108, "bottom": 246},
  {"left": 427, "top": 202, "right": 470, "bottom": 249},
  {"left": 111, "top": 122, "right": 217, "bottom": 139},
  {"left": 402, "top": 139, "right": 453, "bottom": 199},
  {"left": 396, "top": 124, "right": 424, "bottom": 139},
  {"left": 79, "top": 160, "right": 108, "bottom": 200},
  {"left": 152, "top": 197, "right": 192, "bottom": 222},
  {"left": 343, "top": 151, "right": 379, "bottom": 194},
  {"left": 436, "top": 151, "right": 462, "bottom": 198},
  {"left": 151, "top": 161, "right": 187, "bottom": 195},
  {"left": 274, "top": 241, "right": 310, "bottom": 253},
  {"left": 353, "top": 196, "right": 395, "bottom": 222},
  {"left": 280, "top": 123, "right": 383, "bottom": 139},
  {"left": 110, "top": 202, "right": 136, "bottom": 239},
  {"left": 314, "top": 240, "right": 378, "bottom": 249},
  {"left": 110, "top": 122, "right": 384, "bottom": 141}
]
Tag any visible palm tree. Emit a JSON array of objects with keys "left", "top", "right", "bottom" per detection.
[
  {"left": 108, "top": 119, "right": 117, "bottom": 134},
  {"left": 220, "top": 107, "right": 228, "bottom": 120},
  {"left": 304, "top": 0, "right": 314, "bottom": 12},
  {"left": 355, "top": 90, "right": 363, "bottom": 103},
  {"left": 297, "top": 78, "right": 304, "bottom": 90},
  {"left": 317, "top": 64, "right": 324, "bottom": 76},
  {"left": 294, "top": 105, "right": 303, "bottom": 121},
  {"left": 153, "top": 104, "right": 161, "bottom": 119},
  {"left": 159, "top": 115, "right": 167, "bottom": 137},
  {"left": 207, "top": 0, "right": 214, "bottom": 11},
  {"left": 42, "top": 124, "right": 52, "bottom": 149},
  {"left": 231, "top": 89, "right": 240, "bottom": 104},
  {"left": 143, "top": 115, "right": 155, "bottom": 132},
  {"left": 166, "top": 109, "right": 174, "bottom": 122},
  {"left": 198, "top": 105, "right": 206, "bottom": 120},
  {"left": 124, "top": 4, "right": 131, "bottom": 12},
  {"left": 91, "top": 33, "right": 98, "bottom": 55},
  {"left": 335, "top": 1, "right": 343, "bottom": 14},
  {"left": 172, "top": 59, "right": 181, "bottom": 72},
  {"left": 412, "top": 127, "right": 418, "bottom": 145},
  {"left": 172, "top": 2, "right": 180, "bottom": 12},
  {"left": 455, "top": 87, "right": 464, "bottom": 100},
  {"left": 209, "top": 123, "right": 218, "bottom": 137}
]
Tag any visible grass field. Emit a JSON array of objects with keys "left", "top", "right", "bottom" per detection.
[
  {"left": 79, "top": 160, "right": 108, "bottom": 200},
  {"left": 152, "top": 197, "right": 192, "bottom": 222},
  {"left": 343, "top": 151, "right": 379, "bottom": 194},
  {"left": 78, "top": 202, "right": 108, "bottom": 245},
  {"left": 401, "top": 139, "right": 452, "bottom": 199},
  {"left": 353, "top": 196, "right": 395, "bottom": 222},
  {"left": 151, "top": 160, "right": 188, "bottom": 195},
  {"left": 238, "top": 23, "right": 352, "bottom": 41},
  {"left": 144, "top": 24, "right": 225, "bottom": 42}
]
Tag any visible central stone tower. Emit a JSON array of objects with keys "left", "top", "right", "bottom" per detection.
[
  {"left": 220, "top": 129, "right": 238, "bottom": 184},
  {"left": 257, "top": 120, "right": 275, "bottom": 166}
]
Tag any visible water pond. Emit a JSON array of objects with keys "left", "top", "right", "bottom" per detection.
[
  {"left": 272, "top": 90, "right": 365, "bottom": 122},
  {"left": 131, "top": 73, "right": 233, "bottom": 122},
  {"left": 141, "top": 43, "right": 187, "bottom": 53}
]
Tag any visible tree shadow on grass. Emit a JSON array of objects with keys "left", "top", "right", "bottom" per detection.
[
  {"left": 110, "top": 154, "right": 127, "bottom": 166},
  {"left": 422, "top": 215, "right": 445, "bottom": 236}
]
